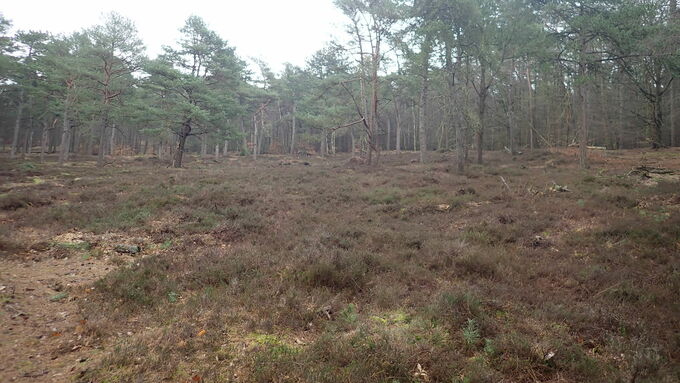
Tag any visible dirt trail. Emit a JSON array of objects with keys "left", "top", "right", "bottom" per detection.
[{"left": 0, "top": 254, "right": 112, "bottom": 382}]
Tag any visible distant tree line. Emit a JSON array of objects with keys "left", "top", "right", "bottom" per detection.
[{"left": 1, "top": 0, "right": 678, "bottom": 169}]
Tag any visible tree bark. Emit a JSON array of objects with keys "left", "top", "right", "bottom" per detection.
[
  {"left": 109, "top": 125, "right": 116, "bottom": 156},
  {"left": 173, "top": 120, "right": 191, "bottom": 168},
  {"left": 253, "top": 114, "right": 258, "bottom": 160},
  {"left": 526, "top": 66, "right": 536, "bottom": 150},
  {"left": 671, "top": 79, "right": 676, "bottom": 147},
  {"left": 10, "top": 89, "right": 25, "bottom": 159},
  {"left": 200, "top": 135, "right": 208, "bottom": 158},
  {"left": 40, "top": 119, "right": 50, "bottom": 163},
  {"left": 59, "top": 107, "right": 71, "bottom": 165},
  {"left": 97, "top": 115, "right": 108, "bottom": 167},
  {"left": 394, "top": 98, "right": 401, "bottom": 154},
  {"left": 386, "top": 116, "right": 391, "bottom": 151},
  {"left": 579, "top": 80, "right": 589, "bottom": 169},
  {"left": 419, "top": 37, "right": 431, "bottom": 164},
  {"left": 477, "top": 63, "right": 488, "bottom": 165},
  {"left": 290, "top": 102, "right": 296, "bottom": 155}
]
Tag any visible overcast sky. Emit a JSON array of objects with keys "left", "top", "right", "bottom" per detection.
[{"left": 2, "top": 0, "right": 349, "bottom": 73}]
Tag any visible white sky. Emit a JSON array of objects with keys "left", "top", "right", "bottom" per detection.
[{"left": 2, "top": 0, "right": 348, "bottom": 73}]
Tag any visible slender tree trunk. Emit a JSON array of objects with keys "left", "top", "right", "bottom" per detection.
[
  {"left": 290, "top": 102, "right": 296, "bottom": 155},
  {"left": 579, "top": 81, "right": 589, "bottom": 169},
  {"left": 59, "top": 107, "right": 71, "bottom": 165},
  {"left": 200, "top": 136, "right": 208, "bottom": 158},
  {"left": 253, "top": 114, "right": 258, "bottom": 160},
  {"left": 320, "top": 129, "right": 327, "bottom": 157},
  {"left": 600, "top": 77, "right": 611, "bottom": 148},
  {"left": 224, "top": 140, "right": 229, "bottom": 155},
  {"left": 40, "top": 119, "right": 49, "bottom": 163},
  {"left": 526, "top": 66, "right": 536, "bottom": 150},
  {"left": 386, "top": 117, "right": 391, "bottom": 151},
  {"left": 412, "top": 100, "right": 417, "bottom": 151},
  {"left": 369, "top": 44, "right": 381, "bottom": 166},
  {"left": 26, "top": 130, "right": 34, "bottom": 156},
  {"left": 331, "top": 131, "right": 336, "bottom": 154},
  {"left": 578, "top": 34, "right": 589, "bottom": 169},
  {"left": 671, "top": 79, "right": 676, "bottom": 147},
  {"left": 477, "top": 63, "right": 487, "bottom": 165},
  {"left": 98, "top": 118, "right": 108, "bottom": 167},
  {"left": 419, "top": 37, "right": 431, "bottom": 164},
  {"left": 173, "top": 120, "right": 191, "bottom": 168},
  {"left": 109, "top": 125, "right": 116, "bottom": 156},
  {"left": 10, "top": 89, "right": 25, "bottom": 159},
  {"left": 651, "top": 79, "right": 664, "bottom": 146},
  {"left": 215, "top": 144, "right": 220, "bottom": 160},
  {"left": 506, "top": 87, "right": 516, "bottom": 155},
  {"left": 394, "top": 98, "right": 401, "bottom": 154}
]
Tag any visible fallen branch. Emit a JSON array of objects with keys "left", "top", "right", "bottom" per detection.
[{"left": 500, "top": 176, "right": 512, "bottom": 193}]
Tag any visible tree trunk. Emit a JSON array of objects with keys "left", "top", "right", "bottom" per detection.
[
  {"left": 320, "top": 129, "right": 327, "bottom": 157},
  {"left": 25, "top": 130, "right": 34, "bottom": 157},
  {"left": 419, "top": 37, "right": 431, "bottom": 164},
  {"left": 526, "top": 66, "right": 536, "bottom": 150},
  {"left": 412, "top": 100, "right": 417, "bottom": 151},
  {"left": 201, "top": 136, "right": 208, "bottom": 158},
  {"left": 651, "top": 79, "right": 664, "bottom": 146},
  {"left": 97, "top": 117, "right": 108, "bottom": 167},
  {"left": 173, "top": 120, "right": 191, "bottom": 168},
  {"left": 290, "top": 102, "right": 297, "bottom": 155},
  {"left": 40, "top": 119, "right": 49, "bottom": 163},
  {"left": 253, "top": 114, "right": 258, "bottom": 160},
  {"left": 579, "top": 81, "right": 589, "bottom": 169},
  {"left": 394, "top": 98, "right": 401, "bottom": 154},
  {"left": 10, "top": 89, "right": 25, "bottom": 159},
  {"left": 671, "top": 79, "right": 676, "bottom": 147},
  {"left": 477, "top": 63, "right": 487, "bottom": 165},
  {"left": 215, "top": 144, "right": 220, "bottom": 160},
  {"left": 386, "top": 116, "right": 391, "bottom": 151},
  {"left": 578, "top": 35, "right": 589, "bottom": 169},
  {"left": 109, "top": 125, "right": 116, "bottom": 156},
  {"left": 506, "top": 86, "right": 516, "bottom": 155},
  {"left": 59, "top": 107, "right": 71, "bottom": 165}
]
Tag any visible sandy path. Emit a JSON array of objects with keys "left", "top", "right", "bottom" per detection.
[{"left": 0, "top": 255, "right": 113, "bottom": 382}]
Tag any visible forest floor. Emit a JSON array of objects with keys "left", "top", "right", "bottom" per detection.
[{"left": 1, "top": 148, "right": 679, "bottom": 383}]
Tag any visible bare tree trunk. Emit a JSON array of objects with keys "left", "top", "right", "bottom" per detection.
[
  {"left": 173, "top": 120, "right": 191, "bottom": 168},
  {"left": 578, "top": 34, "right": 589, "bottom": 169},
  {"left": 223, "top": 140, "right": 228, "bottom": 155},
  {"left": 109, "top": 125, "right": 116, "bottom": 156},
  {"left": 394, "top": 98, "right": 401, "bottom": 154},
  {"left": 253, "top": 114, "right": 258, "bottom": 161},
  {"left": 10, "top": 89, "right": 25, "bottom": 159},
  {"left": 200, "top": 136, "right": 208, "bottom": 158},
  {"left": 320, "top": 129, "right": 327, "bottom": 157},
  {"left": 506, "top": 87, "right": 516, "bottom": 155},
  {"left": 600, "top": 77, "right": 611, "bottom": 148},
  {"left": 386, "top": 116, "right": 391, "bottom": 151},
  {"left": 97, "top": 111, "right": 110, "bottom": 168},
  {"left": 25, "top": 130, "right": 34, "bottom": 157},
  {"left": 672, "top": 79, "right": 676, "bottom": 147},
  {"left": 579, "top": 81, "right": 589, "bottom": 169},
  {"left": 412, "top": 100, "right": 417, "bottom": 151},
  {"left": 331, "top": 131, "right": 336, "bottom": 154},
  {"left": 477, "top": 63, "right": 487, "bottom": 165},
  {"left": 290, "top": 102, "right": 297, "bottom": 155},
  {"left": 526, "top": 66, "right": 536, "bottom": 150},
  {"left": 40, "top": 119, "right": 50, "bottom": 163},
  {"left": 215, "top": 144, "right": 219, "bottom": 160},
  {"left": 419, "top": 37, "right": 431, "bottom": 164},
  {"left": 59, "top": 108, "right": 71, "bottom": 165}
]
